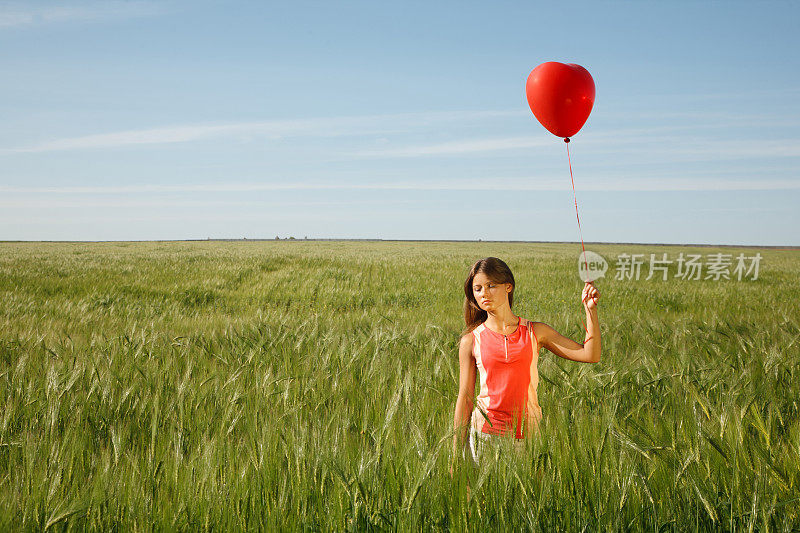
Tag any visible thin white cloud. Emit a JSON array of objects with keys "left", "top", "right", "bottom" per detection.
[
  {"left": 4, "top": 111, "right": 799, "bottom": 166},
  {"left": 661, "top": 139, "right": 800, "bottom": 159},
  {"left": 9, "top": 124, "right": 256, "bottom": 153},
  {"left": 0, "top": 1, "right": 164, "bottom": 28},
  {"left": 352, "top": 137, "right": 552, "bottom": 157},
  {"left": 346, "top": 127, "right": 688, "bottom": 159},
  {"left": 1, "top": 110, "right": 520, "bottom": 154},
  {"left": 350, "top": 133, "right": 800, "bottom": 160},
  {"left": 594, "top": 110, "right": 800, "bottom": 126},
  {"left": 0, "top": 197, "right": 417, "bottom": 209},
  {"left": 2, "top": 176, "right": 798, "bottom": 195}
]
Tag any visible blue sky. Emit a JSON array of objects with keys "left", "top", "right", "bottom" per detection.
[{"left": 1, "top": 0, "right": 798, "bottom": 245}]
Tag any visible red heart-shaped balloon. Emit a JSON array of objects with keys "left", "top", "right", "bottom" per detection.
[{"left": 526, "top": 62, "right": 595, "bottom": 140}]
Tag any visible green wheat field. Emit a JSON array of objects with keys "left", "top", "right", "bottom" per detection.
[{"left": 1, "top": 241, "right": 799, "bottom": 531}]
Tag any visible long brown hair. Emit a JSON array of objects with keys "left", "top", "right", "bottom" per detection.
[{"left": 462, "top": 257, "right": 516, "bottom": 336}]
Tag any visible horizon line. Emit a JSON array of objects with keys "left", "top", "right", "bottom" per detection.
[{"left": 1, "top": 238, "right": 796, "bottom": 250}]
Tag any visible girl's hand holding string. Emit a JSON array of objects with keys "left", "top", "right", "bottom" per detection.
[{"left": 581, "top": 281, "right": 599, "bottom": 311}]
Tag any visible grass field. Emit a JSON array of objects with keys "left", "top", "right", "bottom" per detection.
[{"left": 1, "top": 241, "right": 799, "bottom": 531}]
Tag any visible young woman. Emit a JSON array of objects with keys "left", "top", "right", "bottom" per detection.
[{"left": 452, "top": 256, "right": 601, "bottom": 464}]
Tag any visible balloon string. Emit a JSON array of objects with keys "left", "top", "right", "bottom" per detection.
[{"left": 566, "top": 140, "right": 590, "bottom": 335}]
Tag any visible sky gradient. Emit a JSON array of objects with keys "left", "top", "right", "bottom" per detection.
[{"left": 2, "top": 0, "right": 799, "bottom": 245}]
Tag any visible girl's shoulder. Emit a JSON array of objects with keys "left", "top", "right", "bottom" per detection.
[
  {"left": 459, "top": 331, "right": 475, "bottom": 354},
  {"left": 460, "top": 327, "right": 478, "bottom": 342},
  {"left": 460, "top": 322, "right": 486, "bottom": 346},
  {"left": 520, "top": 317, "right": 543, "bottom": 342}
]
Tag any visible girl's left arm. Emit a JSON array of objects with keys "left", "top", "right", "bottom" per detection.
[{"left": 535, "top": 282, "right": 601, "bottom": 363}]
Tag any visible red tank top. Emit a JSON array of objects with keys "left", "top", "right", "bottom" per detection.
[{"left": 471, "top": 316, "right": 542, "bottom": 439}]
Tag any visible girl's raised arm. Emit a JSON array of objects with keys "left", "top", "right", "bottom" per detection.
[{"left": 534, "top": 282, "right": 601, "bottom": 363}]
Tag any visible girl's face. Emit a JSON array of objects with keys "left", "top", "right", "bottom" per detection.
[{"left": 472, "top": 272, "right": 511, "bottom": 311}]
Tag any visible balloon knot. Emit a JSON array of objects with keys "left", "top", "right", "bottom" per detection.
[{"left": 564, "top": 137, "right": 571, "bottom": 143}]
